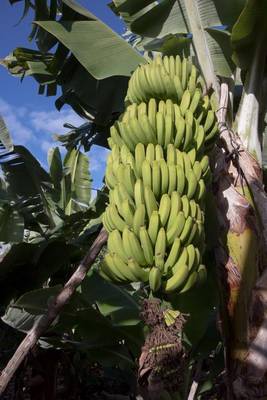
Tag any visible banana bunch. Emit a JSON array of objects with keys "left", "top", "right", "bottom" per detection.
[
  {"left": 110, "top": 97, "right": 217, "bottom": 152},
  {"left": 101, "top": 55, "right": 217, "bottom": 294}
]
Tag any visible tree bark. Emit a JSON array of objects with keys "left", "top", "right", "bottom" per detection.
[{"left": 214, "top": 84, "right": 267, "bottom": 398}]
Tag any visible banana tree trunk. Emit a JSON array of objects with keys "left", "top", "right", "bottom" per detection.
[{"left": 214, "top": 83, "right": 267, "bottom": 398}]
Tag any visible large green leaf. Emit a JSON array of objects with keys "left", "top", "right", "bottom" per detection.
[
  {"left": 80, "top": 271, "right": 144, "bottom": 352},
  {"left": 2, "top": 286, "right": 134, "bottom": 357},
  {"left": 111, "top": 0, "right": 246, "bottom": 78},
  {"left": 2, "top": 286, "right": 62, "bottom": 332},
  {"left": 231, "top": 0, "right": 267, "bottom": 70},
  {"left": 2, "top": 145, "right": 56, "bottom": 228},
  {"left": 35, "top": 20, "right": 143, "bottom": 79},
  {"left": 81, "top": 271, "right": 140, "bottom": 323},
  {"left": 62, "top": 148, "right": 92, "bottom": 215}
]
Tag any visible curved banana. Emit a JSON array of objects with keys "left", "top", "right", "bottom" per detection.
[
  {"left": 142, "top": 159, "right": 152, "bottom": 189},
  {"left": 174, "top": 116, "right": 186, "bottom": 148},
  {"left": 158, "top": 194, "right": 171, "bottom": 226},
  {"left": 164, "top": 237, "right": 181, "bottom": 272},
  {"left": 139, "top": 226, "right": 154, "bottom": 265},
  {"left": 121, "top": 199, "right": 134, "bottom": 226},
  {"left": 146, "top": 143, "right": 155, "bottom": 163},
  {"left": 149, "top": 266, "right": 162, "bottom": 292},
  {"left": 180, "top": 216, "right": 194, "bottom": 243},
  {"left": 128, "top": 258, "right": 149, "bottom": 282},
  {"left": 155, "top": 144, "right": 164, "bottom": 160},
  {"left": 160, "top": 159, "right": 169, "bottom": 194},
  {"left": 148, "top": 211, "right": 160, "bottom": 245},
  {"left": 133, "top": 203, "right": 146, "bottom": 235},
  {"left": 135, "top": 143, "right": 146, "bottom": 178},
  {"left": 186, "top": 169, "right": 198, "bottom": 200},
  {"left": 155, "top": 227, "right": 167, "bottom": 258},
  {"left": 156, "top": 111, "right": 165, "bottom": 146},
  {"left": 166, "top": 211, "right": 185, "bottom": 245},
  {"left": 164, "top": 262, "right": 189, "bottom": 293},
  {"left": 144, "top": 185, "right": 158, "bottom": 217},
  {"left": 152, "top": 160, "right": 161, "bottom": 199},
  {"left": 176, "top": 165, "right": 186, "bottom": 196},
  {"left": 108, "top": 229, "right": 128, "bottom": 262},
  {"left": 134, "top": 179, "right": 145, "bottom": 207},
  {"left": 167, "top": 191, "right": 182, "bottom": 230},
  {"left": 181, "top": 195, "right": 190, "bottom": 218}
]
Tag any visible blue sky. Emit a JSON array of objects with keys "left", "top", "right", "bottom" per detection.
[{"left": 0, "top": 1, "right": 124, "bottom": 190}]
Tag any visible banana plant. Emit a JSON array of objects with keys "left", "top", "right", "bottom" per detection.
[{"left": 3, "top": 0, "right": 267, "bottom": 398}]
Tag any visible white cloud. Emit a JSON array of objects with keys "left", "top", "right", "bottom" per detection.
[
  {"left": 89, "top": 146, "right": 109, "bottom": 172},
  {"left": 41, "top": 140, "right": 55, "bottom": 153},
  {"left": 0, "top": 97, "right": 85, "bottom": 154},
  {"left": 29, "top": 109, "right": 84, "bottom": 135},
  {"left": 0, "top": 98, "right": 34, "bottom": 144}
]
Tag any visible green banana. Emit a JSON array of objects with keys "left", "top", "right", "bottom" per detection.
[
  {"left": 104, "top": 253, "right": 127, "bottom": 282},
  {"left": 155, "top": 227, "right": 167, "bottom": 258},
  {"left": 166, "top": 211, "right": 186, "bottom": 245},
  {"left": 160, "top": 159, "right": 169, "bottom": 193},
  {"left": 158, "top": 194, "right": 171, "bottom": 226},
  {"left": 187, "top": 244, "right": 196, "bottom": 271},
  {"left": 108, "top": 229, "right": 128, "bottom": 262},
  {"left": 164, "top": 114, "right": 174, "bottom": 148},
  {"left": 120, "top": 199, "right": 134, "bottom": 226},
  {"left": 204, "top": 110, "right": 215, "bottom": 133},
  {"left": 189, "top": 89, "right": 202, "bottom": 114},
  {"left": 142, "top": 159, "right": 152, "bottom": 188},
  {"left": 164, "top": 237, "right": 181, "bottom": 271},
  {"left": 181, "top": 195, "right": 190, "bottom": 218},
  {"left": 180, "top": 216, "right": 194, "bottom": 243},
  {"left": 155, "top": 144, "right": 164, "bottom": 160},
  {"left": 152, "top": 160, "right": 161, "bottom": 199},
  {"left": 179, "top": 271, "right": 198, "bottom": 293},
  {"left": 124, "top": 164, "right": 135, "bottom": 197},
  {"left": 186, "top": 169, "right": 198, "bottom": 200},
  {"left": 174, "top": 116, "right": 186, "bottom": 148},
  {"left": 167, "top": 144, "right": 177, "bottom": 165},
  {"left": 168, "top": 164, "right": 177, "bottom": 195},
  {"left": 148, "top": 98, "right": 157, "bottom": 129},
  {"left": 144, "top": 185, "right": 158, "bottom": 217},
  {"left": 146, "top": 143, "right": 155, "bottom": 163},
  {"left": 174, "top": 75, "right": 183, "bottom": 101},
  {"left": 167, "top": 191, "right": 182, "bottom": 230},
  {"left": 192, "top": 161, "right": 202, "bottom": 181},
  {"left": 164, "top": 262, "right": 189, "bottom": 293},
  {"left": 135, "top": 143, "right": 146, "bottom": 178},
  {"left": 148, "top": 211, "right": 160, "bottom": 245},
  {"left": 133, "top": 203, "right": 146, "bottom": 235},
  {"left": 180, "top": 90, "right": 191, "bottom": 116},
  {"left": 122, "top": 227, "right": 146, "bottom": 266},
  {"left": 140, "top": 226, "right": 154, "bottom": 265},
  {"left": 134, "top": 179, "right": 145, "bottom": 207},
  {"left": 128, "top": 258, "right": 149, "bottom": 282},
  {"left": 172, "top": 246, "right": 188, "bottom": 275},
  {"left": 176, "top": 165, "right": 186, "bottom": 196},
  {"left": 107, "top": 205, "right": 127, "bottom": 232},
  {"left": 149, "top": 266, "right": 162, "bottom": 292},
  {"left": 112, "top": 253, "right": 138, "bottom": 282},
  {"left": 156, "top": 111, "right": 165, "bottom": 146}
]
